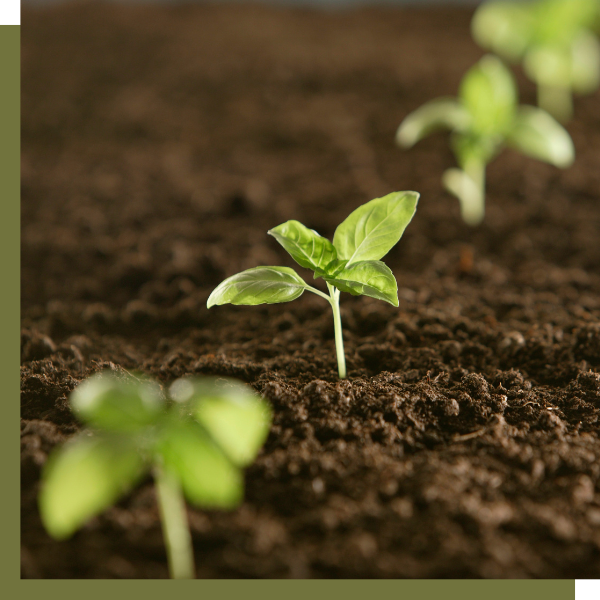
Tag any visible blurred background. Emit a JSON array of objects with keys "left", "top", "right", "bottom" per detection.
[{"left": 21, "top": 0, "right": 600, "bottom": 311}]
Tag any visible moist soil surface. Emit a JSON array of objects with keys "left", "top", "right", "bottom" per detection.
[{"left": 21, "top": 2, "right": 600, "bottom": 579}]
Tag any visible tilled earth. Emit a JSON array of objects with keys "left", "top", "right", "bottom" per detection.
[{"left": 21, "top": 2, "right": 600, "bottom": 578}]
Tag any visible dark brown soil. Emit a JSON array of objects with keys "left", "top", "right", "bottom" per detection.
[{"left": 21, "top": 2, "right": 600, "bottom": 579}]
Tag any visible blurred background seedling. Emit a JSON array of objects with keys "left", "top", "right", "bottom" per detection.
[
  {"left": 472, "top": 0, "right": 600, "bottom": 122},
  {"left": 396, "top": 54, "right": 574, "bottom": 226},
  {"left": 39, "top": 372, "right": 271, "bottom": 579}
]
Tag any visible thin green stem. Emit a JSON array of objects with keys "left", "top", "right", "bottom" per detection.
[
  {"left": 305, "top": 284, "right": 332, "bottom": 303},
  {"left": 327, "top": 283, "right": 347, "bottom": 379},
  {"left": 155, "top": 466, "right": 195, "bottom": 579},
  {"left": 443, "top": 159, "right": 486, "bottom": 226},
  {"left": 462, "top": 159, "right": 486, "bottom": 226},
  {"left": 305, "top": 282, "right": 347, "bottom": 378}
]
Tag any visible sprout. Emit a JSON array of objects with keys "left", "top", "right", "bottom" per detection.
[
  {"left": 207, "top": 191, "right": 419, "bottom": 379},
  {"left": 396, "top": 55, "right": 574, "bottom": 226},
  {"left": 39, "top": 372, "right": 271, "bottom": 579},
  {"left": 472, "top": 0, "right": 600, "bottom": 121}
]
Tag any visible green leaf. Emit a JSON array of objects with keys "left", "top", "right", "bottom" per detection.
[
  {"left": 268, "top": 220, "right": 337, "bottom": 274},
  {"left": 396, "top": 98, "right": 471, "bottom": 147},
  {"left": 70, "top": 372, "right": 164, "bottom": 433},
  {"left": 169, "top": 377, "right": 271, "bottom": 467},
  {"left": 332, "top": 191, "right": 419, "bottom": 267},
  {"left": 506, "top": 105, "right": 575, "bottom": 167},
  {"left": 571, "top": 30, "right": 600, "bottom": 93},
  {"left": 39, "top": 435, "right": 147, "bottom": 540},
  {"left": 207, "top": 266, "right": 308, "bottom": 307},
  {"left": 156, "top": 417, "right": 243, "bottom": 509},
  {"left": 325, "top": 260, "right": 398, "bottom": 306},
  {"left": 459, "top": 55, "right": 518, "bottom": 136},
  {"left": 471, "top": 1, "right": 534, "bottom": 62}
]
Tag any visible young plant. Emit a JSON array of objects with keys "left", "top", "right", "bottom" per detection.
[
  {"left": 38, "top": 372, "right": 271, "bottom": 579},
  {"left": 396, "top": 54, "right": 574, "bottom": 226},
  {"left": 207, "top": 191, "right": 419, "bottom": 379},
  {"left": 472, "top": 0, "right": 600, "bottom": 121}
]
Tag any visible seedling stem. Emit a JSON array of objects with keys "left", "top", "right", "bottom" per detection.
[
  {"left": 327, "top": 283, "right": 347, "bottom": 379},
  {"left": 464, "top": 158, "right": 486, "bottom": 225},
  {"left": 303, "top": 282, "right": 347, "bottom": 377},
  {"left": 155, "top": 466, "right": 195, "bottom": 579}
]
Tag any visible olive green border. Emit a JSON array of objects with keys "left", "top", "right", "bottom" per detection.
[
  {"left": 1, "top": 21, "right": 20, "bottom": 587},
  {"left": 7, "top": 16, "right": 575, "bottom": 599},
  {"left": 17, "top": 580, "right": 575, "bottom": 598}
]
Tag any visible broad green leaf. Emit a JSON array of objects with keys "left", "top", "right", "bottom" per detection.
[
  {"left": 169, "top": 377, "right": 271, "bottom": 467},
  {"left": 156, "top": 417, "right": 242, "bottom": 509},
  {"left": 396, "top": 98, "right": 471, "bottom": 148},
  {"left": 459, "top": 55, "right": 517, "bottom": 136},
  {"left": 324, "top": 260, "right": 399, "bottom": 306},
  {"left": 39, "top": 435, "right": 147, "bottom": 540},
  {"left": 268, "top": 220, "right": 337, "bottom": 274},
  {"left": 471, "top": 1, "right": 534, "bottom": 62},
  {"left": 70, "top": 372, "right": 164, "bottom": 433},
  {"left": 207, "top": 266, "right": 308, "bottom": 307},
  {"left": 332, "top": 191, "right": 419, "bottom": 267},
  {"left": 442, "top": 168, "right": 486, "bottom": 226},
  {"left": 571, "top": 31, "right": 600, "bottom": 93},
  {"left": 506, "top": 105, "right": 575, "bottom": 168}
]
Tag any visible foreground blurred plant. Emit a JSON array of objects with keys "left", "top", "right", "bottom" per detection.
[
  {"left": 396, "top": 55, "right": 574, "bottom": 226},
  {"left": 472, "top": 0, "right": 600, "bottom": 121},
  {"left": 208, "top": 191, "right": 418, "bottom": 379},
  {"left": 39, "top": 372, "right": 271, "bottom": 579}
]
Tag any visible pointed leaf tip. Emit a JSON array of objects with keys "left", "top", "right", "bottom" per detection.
[
  {"left": 396, "top": 98, "right": 471, "bottom": 147},
  {"left": 333, "top": 191, "right": 419, "bottom": 266},
  {"left": 507, "top": 106, "right": 575, "bottom": 168}
]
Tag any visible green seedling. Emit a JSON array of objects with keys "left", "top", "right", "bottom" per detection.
[
  {"left": 396, "top": 54, "right": 574, "bottom": 226},
  {"left": 207, "top": 191, "right": 419, "bottom": 379},
  {"left": 39, "top": 372, "right": 271, "bottom": 579},
  {"left": 472, "top": 0, "right": 600, "bottom": 121}
]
